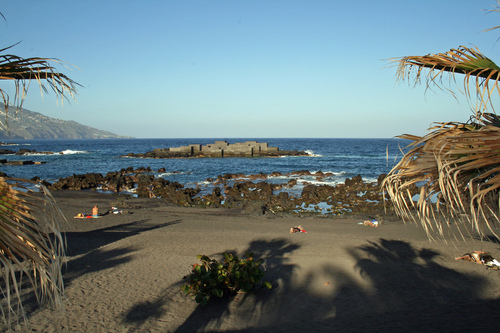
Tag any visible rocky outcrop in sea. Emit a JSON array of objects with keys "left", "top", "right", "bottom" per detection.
[{"left": 123, "top": 141, "right": 308, "bottom": 158}]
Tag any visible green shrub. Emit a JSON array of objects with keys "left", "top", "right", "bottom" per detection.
[{"left": 181, "top": 252, "right": 272, "bottom": 305}]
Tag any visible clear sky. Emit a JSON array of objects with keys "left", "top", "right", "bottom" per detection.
[{"left": 1, "top": 0, "right": 500, "bottom": 138}]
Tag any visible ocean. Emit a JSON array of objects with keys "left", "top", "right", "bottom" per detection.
[{"left": 0, "top": 138, "right": 408, "bottom": 194}]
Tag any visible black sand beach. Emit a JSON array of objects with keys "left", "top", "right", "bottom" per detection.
[{"left": 4, "top": 190, "right": 500, "bottom": 332}]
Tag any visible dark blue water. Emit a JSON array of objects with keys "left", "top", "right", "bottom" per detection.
[{"left": 1, "top": 138, "right": 408, "bottom": 190}]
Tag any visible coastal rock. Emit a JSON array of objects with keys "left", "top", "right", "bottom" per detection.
[
  {"left": 49, "top": 173, "right": 105, "bottom": 191},
  {"left": 301, "top": 184, "right": 333, "bottom": 204},
  {"left": 242, "top": 200, "right": 268, "bottom": 215},
  {"left": 139, "top": 177, "right": 201, "bottom": 207},
  {"left": 289, "top": 170, "right": 312, "bottom": 177},
  {"left": 103, "top": 172, "right": 135, "bottom": 192},
  {"left": 248, "top": 173, "right": 268, "bottom": 180},
  {"left": 168, "top": 187, "right": 201, "bottom": 206},
  {"left": 196, "top": 187, "right": 224, "bottom": 207},
  {"left": 0, "top": 149, "right": 15, "bottom": 154},
  {"left": 123, "top": 140, "right": 309, "bottom": 159},
  {"left": 2, "top": 160, "right": 36, "bottom": 165},
  {"left": 377, "top": 174, "right": 387, "bottom": 185},
  {"left": 15, "top": 149, "right": 55, "bottom": 155},
  {"left": 42, "top": 168, "right": 393, "bottom": 218},
  {"left": 345, "top": 175, "right": 363, "bottom": 187},
  {"left": 216, "top": 173, "right": 245, "bottom": 182},
  {"left": 270, "top": 171, "right": 283, "bottom": 177},
  {"left": 267, "top": 192, "right": 300, "bottom": 214},
  {"left": 135, "top": 174, "right": 155, "bottom": 198},
  {"left": 134, "top": 166, "right": 153, "bottom": 173}
]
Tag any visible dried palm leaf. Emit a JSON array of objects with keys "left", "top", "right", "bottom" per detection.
[
  {"left": 392, "top": 45, "right": 500, "bottom": 119},
  {"left": 0, "top": 177, "right": 66, "bottom": 327},
  {"left": 383, "top": 114, "right": 500, "bottom": 240},
  {"left": 0, "top": 43, "right": 80, "bottom": 131},
  {"left": 482, "top": 0, "right": 500, "bottom": 33},
  {"left": 0, "top": 13, "right": 76, "bottom": 329}
]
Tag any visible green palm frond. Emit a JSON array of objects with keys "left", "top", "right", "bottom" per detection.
[
  {"left": 392, "top": 45, "right": 500, "bottom": 119},
  {"left": 0, "top": 177, "right": 66, "bottom": 326}
]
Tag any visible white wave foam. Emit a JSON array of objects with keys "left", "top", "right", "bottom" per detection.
[
  {"left": 60, "top": 149, "right": 86, "bottom": 155},
  {"left": 296, "top": 178, "right": 343, "bottom": 186},
  {"left": 21, "top": 152, "right": 53, "bottom": 156},
  {"left": 159, "top": 171, "right": 190, "bottom": 178},
  {"left": 305, "top": 150, "right": 323, "bottom": 157},
  {"left": 159, "top": 172, "right": 179, "bottom": 177}
]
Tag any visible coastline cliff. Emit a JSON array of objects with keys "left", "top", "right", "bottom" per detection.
[{"left": 0, "top": 104, "right": 131, "bottom": 139}]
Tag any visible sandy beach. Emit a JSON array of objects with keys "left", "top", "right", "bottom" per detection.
[{"left": 5, "top": 190, "right": 500, "bottom": 332}]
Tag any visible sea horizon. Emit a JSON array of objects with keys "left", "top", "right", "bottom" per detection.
[{"left": 1, "top": 138, "right": 408, "bottom": 195}]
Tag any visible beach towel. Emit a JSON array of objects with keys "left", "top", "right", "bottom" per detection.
[{"left": 74, "top": 213, "right": 101, "bottom": 219}]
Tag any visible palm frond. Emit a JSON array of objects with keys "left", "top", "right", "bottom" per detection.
[
  {"left": 392, "top": 45, "right": 500, "bottom": 119},
  {"left": 482, "top": 0, "right": 500, "bottom": 32},
  {"left": 383, "top": 115, "right": 500, "bottom": 240},
  {"left": 0, "top": 177, "right": 66, "bottom": 327},
  {"left": 0, "top": 43, "right": 80, "bottom": 130}
]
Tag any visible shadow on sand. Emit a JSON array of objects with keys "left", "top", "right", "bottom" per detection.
[
  {"left": 125, "top": 238, "right": 500, "bottom": 332},
  {"left": 62, "top": 218, "right": 182, "bottom": 286},
  {"left": 13, "top": 218, "right": 182, "bottom": 323},
  {"left": 123, "top": 238, "right": 299, "bottom": 330}
]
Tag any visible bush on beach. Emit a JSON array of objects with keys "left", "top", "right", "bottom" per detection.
[{"left": 181, "top": 252, "right": 272, "bottom": 305}]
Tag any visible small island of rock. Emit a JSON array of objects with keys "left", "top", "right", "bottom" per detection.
[{"left": 123, "top": 140, "right": 309, "bottom": 158}]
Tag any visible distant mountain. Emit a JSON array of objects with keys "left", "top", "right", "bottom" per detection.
[{"left": 0, "top": 104, "right": 131, "bottom": 139}]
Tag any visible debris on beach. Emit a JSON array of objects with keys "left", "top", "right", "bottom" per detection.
[
  {"left": 455, "top": 251, "right": 500, "bottom": 270},
  {"left": 74, "top": 213, "right": 100, "bottom": 219},
  {"left": 290, "top": 225, "right": 307, "bottom": 233},
  {"left": 359, "top": 218, "right": 379, "bottom": 227},
  {"left": 109, "top": 206, "right": 123, "bottom": 214}
]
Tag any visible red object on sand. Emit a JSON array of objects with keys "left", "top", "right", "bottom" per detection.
[{"left": 290, "top": 225, "right": 307, "bottom": 233}]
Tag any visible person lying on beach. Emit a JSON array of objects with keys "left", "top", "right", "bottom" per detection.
[
  {"left": 363, "top": 219, "right": 379, "bottom": 227},
  {"left": 290, "top": 225, "right": 307, "bottom": 233},
  {"left": 455, "top": 251, "right": 490, "bottom": 264},
  {"left": 455, "top": 251, "right": 500, "bottom": 269}
]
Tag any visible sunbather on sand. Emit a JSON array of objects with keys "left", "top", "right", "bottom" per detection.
[
  {"left": 455, "top": 251, "right": 490, "bottom": 264},
  {"left": 363, "top": 220, "right": 379, "bottom": 227},
  {"left": 92, "top": 204, "right": 99, "bottom": 218}
]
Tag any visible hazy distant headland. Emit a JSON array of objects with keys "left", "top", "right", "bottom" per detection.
[{"left": 0, "top": 103, "right": 131, "bottom": 140}]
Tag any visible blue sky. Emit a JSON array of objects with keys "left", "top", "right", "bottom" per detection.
[{"left": 1, "top": 0, "right": 500, "bottom": 138}]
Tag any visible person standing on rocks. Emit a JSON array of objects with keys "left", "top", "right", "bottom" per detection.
[{"left": 148, "top": 184, "right": 156, "bottom": 198}]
